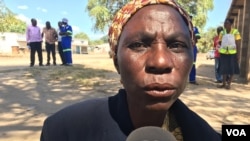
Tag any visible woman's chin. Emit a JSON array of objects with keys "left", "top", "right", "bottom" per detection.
[{"left": 145, "top": 102, "right": 173, "bottom": 111}]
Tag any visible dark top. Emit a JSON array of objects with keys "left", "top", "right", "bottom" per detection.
[{"left": 40, "top": 89, "right": 221, "bottom": 141}]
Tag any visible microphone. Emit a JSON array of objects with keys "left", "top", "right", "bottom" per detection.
[{"left": 126, "top": 126, "right": 177, "bottom": 141}]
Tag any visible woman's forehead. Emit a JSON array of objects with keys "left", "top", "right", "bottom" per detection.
[
  {"left": 108, "top": 0, "right": 193, "bottom": 55},
  {"left": 126, "top": 5, "right": 185, "bottom": 25},
  {"left": 122, "top": 5, "right": 189, "bottom": 35}
]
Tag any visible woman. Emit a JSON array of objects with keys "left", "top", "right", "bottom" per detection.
[
  {"left": 218, "top": 19, "right": 241, "bottom": 89},
  {"left": 40, "top": 0, "right": 221, "bottom": 141},
  {"left": 213, "top": 26, "right": 223, "bottom": 83}
]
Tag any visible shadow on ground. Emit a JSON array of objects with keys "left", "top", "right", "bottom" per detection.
[
  {"left": 0, "top": 56, "right": 249, "bottom": 138},
  {"left": 0, "top": 64, "right": 122, "bottom": 138},
  {"left": 181, "top": 63, "right": 250, "bottom": 132}
]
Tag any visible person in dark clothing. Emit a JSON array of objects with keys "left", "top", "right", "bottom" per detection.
[
  {"left": 26, "top": 18, "right": 43, "bottom": 67},
  {"left": 40, "top": 0, "right": 221, "bottom": 141},
  {"left": 57, "top": 21, "right": 66, "bottom": 65},
  {"left": 217, "top": 19, "right": 241, "bottom": 90},
  {"left": 189, "top": 16, "right": 201, "bottom": 85},
  {"left": 60, "top": 18, "right": 73, "bottom": 66}
]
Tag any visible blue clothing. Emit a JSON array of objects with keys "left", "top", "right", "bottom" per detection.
[
  {"left": 40, "top": 89, "right": 221, "bottom": 141},
  {"left": 189, "top": 64, "right": 196, "bottom": 82},
  {"left": 189, "top": 27, "right": 200, "bottom": 82},
  {"left": 193, "top": 45, "right": 198, "bottom": 62},
  {"left": 193, "top": 27, "right": 199, "bottom": 36},
  {"left": 193, "top": 27, "right": 201, "bottom": 41},
  {"left": 189, "top": 44, "right": 198, "bottom": 82},
  {"left": 215, "top": 58, "right": 222, "bottom": 81},
  {"left": 61, "top": 25, "right": 73, "bottom": 64}
]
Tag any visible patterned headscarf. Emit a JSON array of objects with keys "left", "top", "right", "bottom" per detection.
[{"left": 108, "top": 0, "right": 194, "bottom": 56}]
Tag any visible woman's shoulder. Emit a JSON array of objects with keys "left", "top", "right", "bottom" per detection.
[
  {"left": 45, "top": 97, "right": 109, "bottom": 123},
  {"left": 40, "top": 97, "right": 124, "bottom": 141}
]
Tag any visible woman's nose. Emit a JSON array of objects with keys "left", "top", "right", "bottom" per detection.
[{"left": 145, "top": 43, "right": 174, "bottom": 74}]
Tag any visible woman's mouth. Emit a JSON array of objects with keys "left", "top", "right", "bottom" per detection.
[{"left": 144, "top": 83, "right": 176, "bottom": 98}]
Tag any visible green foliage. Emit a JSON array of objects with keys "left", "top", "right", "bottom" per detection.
[
  {"left": 177, "top": 0, "right": 214, "bottom": 29},
  {"left": 89, "top": 39, "right": 104, "bottom": 46},
  {"left": 86, "top": 0, "right": 214, "bottom": 34},
  {"left": 74, "top": 32, "right": 90, "bottom": 40},
  {"left": 88, "top": 35, "right": 108, "bottom": 46},
  {"left": 86, "top": 0, "right": 114, "bottom": 32},
  {"left": 197, "top": 27, "right": 217, "bottom": 53},
  {"left": 0, "top": 0, "right": 26, "bottom": 33},
  {"left": 86, "top": 0, "right": 130, "bottom": 32},
  {"left": 89, "top": 6, "right": 110, "bottom": 32},
  {"left": 74, "top": 32, "right": 109, "bottom": 46},
  {"left": 100, "top": 35, "right": 108, "bottom": 42}
]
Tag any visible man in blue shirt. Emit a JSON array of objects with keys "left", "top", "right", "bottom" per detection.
[
  {"left": 60, "top": 18, "right": 73, "bottom": 66},
  {"left": 189, "top": 16, "right": 201, "bottom": 85}
]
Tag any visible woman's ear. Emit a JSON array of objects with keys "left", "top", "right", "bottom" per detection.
[{"left": 113, "top": 54, "right": 120, "bottom": 74}]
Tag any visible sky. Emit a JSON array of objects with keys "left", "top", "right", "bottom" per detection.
[
  {"left": 204, "top": 0, "right": 233, "bottom": 30},
  {"left": 4, "top": 0, "right": 232, "bottom": 40}
]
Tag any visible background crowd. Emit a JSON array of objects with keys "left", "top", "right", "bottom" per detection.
[{"left": 26, "top": 18, "right": 73, "bottom": 67}]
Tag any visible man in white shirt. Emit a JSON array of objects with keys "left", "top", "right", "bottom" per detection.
[{"left": 57, "top": 21, "right": 66, "bottom": 65}]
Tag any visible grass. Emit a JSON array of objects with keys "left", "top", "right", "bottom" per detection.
[{"left": 21, "top": 64, "right": 110, "bottom": 88}]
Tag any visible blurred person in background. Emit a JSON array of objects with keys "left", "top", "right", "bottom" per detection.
[
  {"left": 26, "top": 18, "right": 43, "bottom": 67},
  {"left": 60, "top": 18, "right": 73, "bottom": 66},
  {"left": 42, "top": 21, "right": 58, "bottom": 66},
  {"left": 189, "top": 16, "right": 201, "bottom": 85},
  {"left": 213, "top": 26, "right": 223, "bottom": 83},
  {"left": 57, "top": 21, "right": 66, "bottom": 65},
  {"left": 217, "top": 19, "right": 241, "bottom": 89}
]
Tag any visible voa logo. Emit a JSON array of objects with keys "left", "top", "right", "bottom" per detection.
[{"left": 226, "top": 129, "right": 247, "bottom": 136}]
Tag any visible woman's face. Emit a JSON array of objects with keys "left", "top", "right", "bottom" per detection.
[
  {"left": 115, "top": 5, "right": 193, "bottom": 111},
  {"left": 224, "top": 21, "right": 232, "bottom": 30}
]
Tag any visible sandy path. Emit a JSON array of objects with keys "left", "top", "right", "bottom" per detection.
[{"left": 0, "top": 52, "right": 249, "bottom": 141}]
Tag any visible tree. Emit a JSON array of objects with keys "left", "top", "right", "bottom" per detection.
[
  {"left": 176, "top": 0, "right": 214, "bottom": 29},
  {"left": 88, "top": 35, "right": 108, "bottom": 46},
  {"left": 74, "top": 32, "right": 90, "bottom": 40},
  {"left": 86, "top": 0, "right": 111, "bottom": 32},
  {"left": 100, "top": 35, "right": 108, "bottom": 42},
  {"left": 0, "top": 0, "right": 26, "bottom": 33},
  {"left": 89, "top": 39, "right": 105, "bottom": 46},
  {"left": 74, "top": 31, "right": 109, "bottom": 47},
  {"left": 197, "top": 27, "right": 217, "bottom": 53},
  {"left": 86, "top": 0, "right": 214, "bottom": 33},
  {"left": 86, "top": 0, "right": 130, "bottom": 32}
]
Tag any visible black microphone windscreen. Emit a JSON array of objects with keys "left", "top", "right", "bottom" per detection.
[{"left": 126, "top": 126, "right": 177, "bottom": 141}]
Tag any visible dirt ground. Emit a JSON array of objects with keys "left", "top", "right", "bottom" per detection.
[{"left": 0, "top": 52, "right": 249, "bottom": 141}]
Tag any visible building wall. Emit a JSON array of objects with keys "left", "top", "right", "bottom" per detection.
[
  {"left": 0, "top": 33, "right": 22, "bottom": 54},
  {"left": 0, "top": 33, "right": 89, "bottom": 55},
  {"left": 226, "top": 0, "right": 250, "bottom": 83}
]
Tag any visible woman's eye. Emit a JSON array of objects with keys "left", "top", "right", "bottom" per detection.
[
  {"left": 169, "top": 42, "right": 187, "bottom": 50},
  {"left": 167, "top": 42, "right": 189, "bottom": 53},
  {"left": 128, "top": 42, "right": 147, "bottom": 50}
]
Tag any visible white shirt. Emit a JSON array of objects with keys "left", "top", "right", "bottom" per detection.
[{"left": 57, "top": 28, "right": 62, "bottom": 42}]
